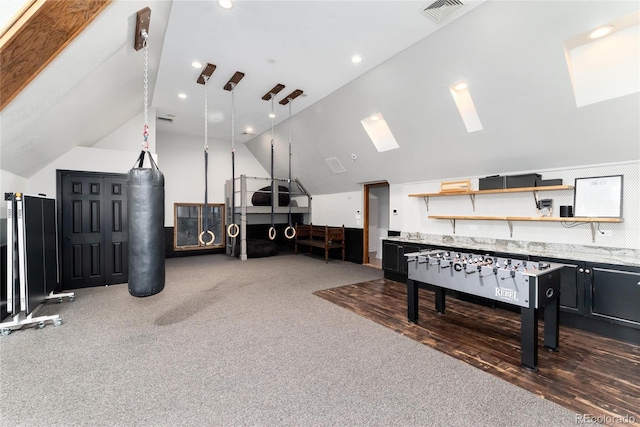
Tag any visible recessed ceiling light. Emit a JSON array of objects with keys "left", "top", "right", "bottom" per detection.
[
  {"left": 267, "top": 59, "right": 276, "bottom": 64},
  {"left": 191, "top": 61, "right": 202, "bottom": 69},
  {"left": 370, "top": 114, "right": 381, "bottom": 121},
  {"left": 245, "top": 127, "right": 253, "bottom": 133},
  {"left": 178, "top": 93, "right": 187, "bottom": 99},
  {"left": 218, "top": 0, "right": 233, "bottom": 10},
  {"left": 351, "top": 55, "right": 362, "bottom": 64},
  {"left": 452, "top": 82, "right": 467, "bottom": 91},
  {"left": 589, "top": 25, "right": 614, "bottom": 39},
  {"left": 269, "top": 113, "right": 276, "bottom": 118}
]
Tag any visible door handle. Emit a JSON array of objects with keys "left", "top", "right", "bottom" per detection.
[
  {"left": 578, "top": 268, "right": 584, "bottom": 273},
  {"left": 585, "top": 269, "right": 590, "bottom": 274}
]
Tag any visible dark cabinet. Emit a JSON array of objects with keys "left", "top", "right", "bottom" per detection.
[
  {"left": 382, "top": 241, "right": 421, "bottom": 274},
  {"left": 532, "top": 258, "right": 586, "bottom": 314},
  {"left": 590, "top": 267, "right": 640, "bottom": 325}
]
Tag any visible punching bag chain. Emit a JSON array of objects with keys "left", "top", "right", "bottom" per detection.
[{"left": 142, "top": 30, "right": 149, "bottom": 151}]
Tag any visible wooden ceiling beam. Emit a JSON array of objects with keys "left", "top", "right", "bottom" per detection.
[
  {"left": 261, "top": 84, "right": 285, "bottom": 100},
  {"left": 0, "top": 0, "right": 113, "bottom": 111},
  {"left": 223, "top": 71, "right": 245, "bottom": 91},
  {"left": 196, "top": 63, "right": 217, "bottom": 84},
  {"left": 279, "top": 89, "right": 303, "bottom": 105}
]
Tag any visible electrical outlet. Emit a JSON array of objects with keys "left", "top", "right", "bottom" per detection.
[
  {"left": 601, "top": 230, "right": 612, "bottom": 237},
  {"left": 469, "top": 225, "right": 478, "bottom": 230}
]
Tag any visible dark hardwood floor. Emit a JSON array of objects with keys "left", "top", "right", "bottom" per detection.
[{"left": 314, "top": 278, "right": 640, "bottom": 425}]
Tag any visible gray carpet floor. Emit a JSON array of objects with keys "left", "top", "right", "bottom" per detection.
[{"left": 0, "top": 254, "right": 580, "bottom": 426}]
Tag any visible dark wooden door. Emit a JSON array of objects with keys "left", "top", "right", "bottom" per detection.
[
  {"left": 104, "top": 177, "right": 128, "bottom": 285},
  {"left": 59, "top": 171, "right": 128, "bottom": 289}
]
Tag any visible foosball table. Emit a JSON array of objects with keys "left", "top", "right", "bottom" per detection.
[{"left": 405, "top": 250, "right": 564, "bottom": 371}]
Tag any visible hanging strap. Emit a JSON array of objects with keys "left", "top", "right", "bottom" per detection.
[
  {"left": 199, "top": 76, "right": 215, "bottom": 246},
  {"left": 268, "top": 94, "right": 276, "bottom": 241},
  {"left": 227, "top": 83, "right": 239, "bottom": 238},
  {"left": 132, "top": 150, "right": 159, "bottom": 170},
  {"left": 284, "top": 100, "right": 296, "bottom": 240}
]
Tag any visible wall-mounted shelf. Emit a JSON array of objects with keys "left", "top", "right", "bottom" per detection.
[
  {"left": 409, "top": 185, "right": 574, "bottom": 211},
  {"left": 428, "top": 215, "right": 623, "bottom": 242}
]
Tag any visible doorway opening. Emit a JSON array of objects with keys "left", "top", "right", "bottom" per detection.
[{"left": 363, "top": 181, "right": 389, "bottom": 268}]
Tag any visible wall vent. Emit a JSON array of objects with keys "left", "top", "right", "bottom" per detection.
[
  {"left": 325, "top": 157, "right": 346, "bottom": 174},
  {"left": 157, "top": 116, "right": 173, "bottom": 123},
  {"left": 420, "top": 0, "right": 465, "bottom": 24}
]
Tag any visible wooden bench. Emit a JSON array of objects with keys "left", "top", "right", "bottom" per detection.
[{"left": 294, "top": 223, "right": 345, "bottom": 263}]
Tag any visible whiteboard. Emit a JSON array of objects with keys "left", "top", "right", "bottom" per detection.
[{"left": 573, "top": 175, "right": 623, "bottom": 218}]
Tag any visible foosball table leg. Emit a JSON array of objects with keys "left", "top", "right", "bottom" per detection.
[
  {"left": 435, "top": 287, "right": 446, "bottom": 314},
  {"left": 520, "top": 305, "right": 539, "bottom": 372},
  {"left": 544, "top": 297, "right": 560, "bottom": 352},
  {"left": 407, "top": 279, "right": 419, "bottom": 323}
]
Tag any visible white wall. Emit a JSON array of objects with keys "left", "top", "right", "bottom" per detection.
[
  {"left": 27, "top": 146, "right": 148, "bottom": 198},
  {"left": 393, "top": 161, "right": 639, "bottom": 249},
  {"left": 157, "top": 132, "right": 269, "bottom": 226},
  {"left": 94, "top": 108, "right": 157, "bottom": 153},
  {"left": 309, "top": 161, "right": 638, "bottom": 250},
  {"left": 370, "top": 185, "right": 390, "bottom": 257},
  {"left": 368, "top": 195, "right": 378, "bottom": 252},
  {"left": 26, "top": 108, "right": 158, "bottom": 199},
  {"left": 311, "top": 191, "right": 363, "bottom": 228}
]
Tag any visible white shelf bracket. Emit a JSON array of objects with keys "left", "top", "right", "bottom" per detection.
[
  {"left": 507, "top": 220, "right": 514, "bottom": 238},
  {"left": 423, "top": 197, "right": 429, "bottom": 211},
  {"left": 469, "top": 194, "right": 476, "bottom": 211},
  {"left": 590, "top": 222, "right": 596, "bottom": 243},
  {"left": 449, "top": 218, "right": 456, "bottom": 234}
]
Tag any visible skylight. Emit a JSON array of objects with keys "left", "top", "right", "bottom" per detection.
[
  {"left": 449, "top": 82, "right": 483, "bottom": 133},
  {"left": 564, "top": 11, "right": 640, "bottom": 108},
  {"left": 360, "top": 114, "right": 399, "bottom": 152}
]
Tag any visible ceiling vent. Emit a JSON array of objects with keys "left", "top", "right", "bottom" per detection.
[
  {"left": 420, "top": 0, "right": 465, "bottom": 24},
  {"left": 325, "top": 157, "right": 346, "bottom": 174},
  {"left": 157, "top": 116, "right": 173, "bottom": 123}
]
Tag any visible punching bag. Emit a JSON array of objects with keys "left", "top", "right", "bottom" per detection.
[{"left": 127, "top": 150, "right": 165, "bottom": 297}]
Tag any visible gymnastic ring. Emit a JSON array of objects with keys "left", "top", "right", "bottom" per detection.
[
  {"left": 268, "top": 226, "right": 277, "bottom": 241},
  {"left": 227, "top": 223, "right": 240, "bottom": 238},
  {"left": 284, "top": 225, "right": 296, "bottom": 239},
  {"left": 198, "top": 230, "right": 215, "bottom": 246}
]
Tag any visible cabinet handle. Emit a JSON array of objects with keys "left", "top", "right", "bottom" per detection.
[
  {"left": 578, "top": 268, "right": 584, "bottom": 273},
  {"left": 585, "top": 269, "right": 590, "bottom": 274}
]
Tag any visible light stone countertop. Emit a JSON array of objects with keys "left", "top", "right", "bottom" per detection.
[{"left": 385, "top": 233, "right": 640, "bottom": 267}]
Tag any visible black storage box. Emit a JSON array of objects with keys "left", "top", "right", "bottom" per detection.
[
  {"left": 535, "top": 179, "right": 563, "bottom": 187},
  {"left": 506, "top": 173, "right": 542, "bottom": 189},
  {"left": 479, "top": 176, "right": 506, "bottom": 190}
]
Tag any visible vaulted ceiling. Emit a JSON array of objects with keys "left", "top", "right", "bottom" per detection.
[{"left": 1, "top": 1, "right": 639, "bottom": 197}]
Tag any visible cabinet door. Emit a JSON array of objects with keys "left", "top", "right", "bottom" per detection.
[
  {"left": 399, "top": 244, "right": 421, "bottom": 274},
  {"left": 558, "top": 263, "right": 583, "bottom": 312},
  {"left": 590, "top": 267, "right": 640, "bottom": 325},
  {"left": 532, "top": 256, "right": 585, "bottom": 314},
  {"left": 382, "top": 241, "right": 400, "bottom": 272}
]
